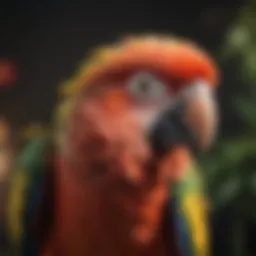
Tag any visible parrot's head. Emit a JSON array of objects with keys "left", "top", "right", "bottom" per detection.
[
  {"left": 58, "top": 35, "right": 219, "bottom": 183},
  {"left": 54, "top": 35, "right": 219, "bottom": 246}
]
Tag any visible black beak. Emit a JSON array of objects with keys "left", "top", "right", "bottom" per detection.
[
  {"left": 149, "top": 99, "right": 199, "bottom": 157},
  {"left": 148, "top": 82, "right": 218, "bottom": 157}
]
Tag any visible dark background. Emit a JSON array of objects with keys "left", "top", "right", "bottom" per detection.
[
  {"left": 0, "top": 1, "right": 244, "bottom": 128},
  {"left": 1, "top": 1, "right": 255, "bottom": 255}
]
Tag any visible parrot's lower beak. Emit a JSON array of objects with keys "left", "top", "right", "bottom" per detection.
[{"left": 149, "top": 81, "right": 218, "bottom": 157}]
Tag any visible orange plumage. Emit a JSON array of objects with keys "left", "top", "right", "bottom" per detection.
[
  {"left": 42, "top": 36, "right": 219, "bottom": 256},
  {"left": 8, "top": 35, "right": 220, "bottom": 256},
  {"left": 83, "top": 36, "right": 218, "bottom": 88}
]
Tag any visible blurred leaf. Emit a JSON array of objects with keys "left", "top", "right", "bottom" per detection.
[
  {"left": 212, "top": 177, "right": 241, "bottom": 210},
  {"left": 242, "top": 47, "right": 256, "bottom": 82},
  {"left": 223, "top": 25, "right": 250, "bottom": 58},
  {"left": 233, "top": 97, "right": 256, "bottom": 127},
  {"left": 249, "top": 172, "right": 256, "bottom": 195},
  {"left": 207, "top": 138, "right": 256, "bottom": 170}
]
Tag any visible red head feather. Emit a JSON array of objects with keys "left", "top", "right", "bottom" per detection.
[{"left": 79, "top": 36, "right": 218, "bottom": 91}]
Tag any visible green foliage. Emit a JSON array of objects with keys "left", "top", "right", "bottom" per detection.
[
  {"left": 203, "top": 0, "right": 256, "bottom": 211},
  {"left": 201, "top": 2, "right": 256, "bottom": 254}
]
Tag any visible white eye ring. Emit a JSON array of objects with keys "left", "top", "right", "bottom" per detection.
[{"left": 126, "top": 72, "right": 167, "bottom": 102}]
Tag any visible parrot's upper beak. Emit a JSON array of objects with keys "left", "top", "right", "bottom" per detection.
[{"left": 149, "top": 80, "right": 218, "bottom": 157}]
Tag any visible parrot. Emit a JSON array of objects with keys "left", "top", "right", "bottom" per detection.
[{"left": 6, "top": 34, "right": 219, "bottom": 256}]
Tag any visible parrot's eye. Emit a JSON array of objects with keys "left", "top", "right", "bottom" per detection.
[{"left": 126, "top": 72, "right": 168, "bottom": 102}]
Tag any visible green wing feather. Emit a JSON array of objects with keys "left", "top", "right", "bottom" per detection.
[
  {"left": 6, "top": 133, "right": 51, "bottom": 254},
  {"left": 7, "top": 124, "right": 210, "bottom": 256},
  {"left": 172, "top": 162, "right": 210, "bottom": 256}
]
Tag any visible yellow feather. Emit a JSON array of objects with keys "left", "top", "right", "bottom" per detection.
[
  {"left": 183, "top": 193, "right": 210, "bottom": 256},
  {"left": 7, "top": 170, "right": 29, "bottom": 244},
  {"left": 21, "top": 124, "right": 46, "bottom": 141}
]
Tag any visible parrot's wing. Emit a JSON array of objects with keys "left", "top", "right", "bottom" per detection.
[
  {"left": 6, "top": 134, "right": 52, "bottom": 256},
  {"left": 7, "top": 130, "right": 209, "bottom": 256},
  {"left": 168, "top": 163, "right": 210, "bottom": 256}
]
